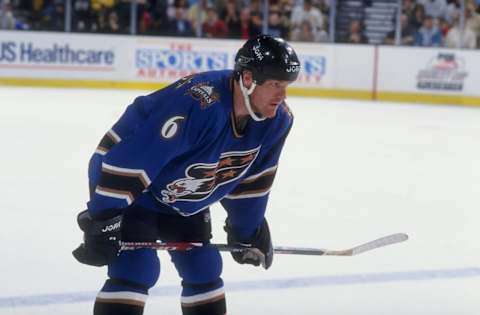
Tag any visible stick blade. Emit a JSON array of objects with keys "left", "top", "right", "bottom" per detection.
[{"left": 329, "top": 233, "right": 409, "bottom": 256}]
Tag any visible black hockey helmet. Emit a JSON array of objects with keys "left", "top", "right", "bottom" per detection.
[{"left": 234, "top": 35, "right": 301, "bottom": 85}]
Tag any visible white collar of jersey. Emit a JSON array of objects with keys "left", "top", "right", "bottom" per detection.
[{"left": 239, "top": 76, "right": 266, "bottom": 122}]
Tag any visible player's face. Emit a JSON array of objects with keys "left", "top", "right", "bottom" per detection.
[{"left": 251, "top": 79, "right": 290, "bottom": 118}]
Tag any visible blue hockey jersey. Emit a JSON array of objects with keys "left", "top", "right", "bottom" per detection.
[{"left": 87, "top": 70, "right": 293, "bottom": 235}]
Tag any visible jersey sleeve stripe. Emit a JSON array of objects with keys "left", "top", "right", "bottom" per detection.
[
  {"left": 95, "top": 186, "right": 134, "bottom": 205},
  {"left": 224, "top": 190, "right": 270, "bottom": 200},
  {"left": 95, "top": 129, "right": 122, "bottom": 155},
  {"left": 225, "top": 166, "right": 277, "bottom": 199},
  {"left": 95, "top": 163, "right": 151, "bottom": 204},
  {"left": 108, "top": 129, "right": 122, "bottom": 142},
  {"left": 102, "top": 162, "right": 151, "bottom": 187},
  {"left": 239, "top": 165, "right": 277, "bottom": 183}
]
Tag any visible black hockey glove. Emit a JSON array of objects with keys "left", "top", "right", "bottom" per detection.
[
  {"left": 224, "top": 218, "right": 273, "bottom": 270},
  {"left": 72, "top": 210, "right": 122, "bottom": 267}
]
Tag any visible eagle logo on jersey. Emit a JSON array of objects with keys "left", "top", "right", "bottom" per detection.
[
  {"left": 186, "top": 83, "right": 220, "bottom": 109},
  {"left": 161, "top": 146, "right": 261, "bottom": 203}
]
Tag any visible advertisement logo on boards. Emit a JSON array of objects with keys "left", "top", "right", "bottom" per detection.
[
  {"left": 416, "top": 53, "right": 468, "bottom": 91},
  {"left": 135, "top": 42, "right": 229, "bottom": 81},
  {"left": 295, "top": 55, "right": 326, "bottom": 84},
  {"left": 0, "top": 41, "right": 115, "bottom": 68}
]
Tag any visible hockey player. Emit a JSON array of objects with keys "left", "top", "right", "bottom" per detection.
[{"left": 73, "top": 34, "right": 301, "bottom": 315}]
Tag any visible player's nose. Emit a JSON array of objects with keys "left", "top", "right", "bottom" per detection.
[{"left": 276, "top": 87, "right": 287, "bottom": 100}]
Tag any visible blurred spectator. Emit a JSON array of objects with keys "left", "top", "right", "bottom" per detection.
[
  {"left": 28, "top": 0, "right": 45, "bottom": 30},
  {"left": 136, "top": 1, "right": 152, "bottom": 31},
  {"left": 114, "top": 0, "right": 131, "bottom": 33},
  {"left": 90, "top": 0, "right": 115, "bottom": 32},
  {"left": 95, "top": 7, "right": 107, "bottom": 32},
  {"left": 445, "top": 11, "right": 477, "bottom": 48},
  {"left": 150, "top": 0, "right": 168, "bottom": 35},
  {"left": 384, "top": 13, "right": 415, "bottom": 46},
  {"left": 290, "top": 19, "right": 326, "bottom": 42},
  {"left": 228, "top": 7, "right": 260, "bottom": 39},
  {"left": 417, "top": 0, "right": 448, "bottom": 20},
  {"left": 0, "top": 0, "right": 16, "bottom": 29},
  {"left": 267, "top": 6, "right": 288, "bottom": 38},
  {"left": 73, "top": 0, "right": 92, "bottom": 32},
  {"left": 446, "top": 0, "right": 461, "bottom": 24},
  {"left": 250, "top": 0, "right": 262, "bottom": 17},
  {"left": 414, "top": 15, "right": 442, "bottom": 46},
  {"left": 250, "top": 10, "right": 263, "bottom": 33},
  {"left": 277, "top": 0, "right": 293, "bottom": 34},
  {"left": 465, "top": 1, "right": 480, "bottom": 44},
  {"left": 403, "top": 0, "right": 416, "bottom": 20},
  {"left": 138, "top": 8, "right": 154, "bottom": 34},
  {"left": 438, "top": 16, "right": 450, "bottom": 36},
  {"left": 42, "top": 0, "right": 64, "bottom": 31},
  {"left": 315, "top": 0, "right": 330, "bottom": 16},
  {"left": 167, "top": 4, "right": 194, "bottom": 37},
  {"left": 188, "top": 0, "right": 208, "bottom": 35},
  {"left": 91, "top": 0, "right": 115, "bottom": 11},
  {"left": 290, "top": 23, "right": 310, "bottom": 43},
  {"left": 294, "top": 21, "right": 315, "bottom": 42},
  {"left": 410, "top": 3, "right": 426, "bottom": 31},
  {"left": 278, "top": 0, "right": 293, "bottom": 18},
  {"left": 212, "top": 0, "right": 227, "bottom": 14},
  {"left": 34, "top": 0, "right": 44, "bottom": 10},
  {"left": 202, "top": 5, "right": 227, "bottom": 38},
  {"left": 105, "top": 10, "right": 120, "bottom": 33},
  {"left": 167, "top": 0, "right": 188, "bottom": 18},
  {"left": 220, "top": 0, "right": 239, "bottom": 31},
  {"left": 345, "top": 19, "right": 367, "bottom": 44},
  {"left": 290, "top": 0, "right": 326, "bottom": 39}
]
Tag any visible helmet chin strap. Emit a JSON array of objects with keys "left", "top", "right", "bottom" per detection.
[{"left": 239, "top": 76, "right": 266, "bottom": 122}]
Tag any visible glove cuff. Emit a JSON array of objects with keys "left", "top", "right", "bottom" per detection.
[
  {"left": 224, "top": 218, "right": 260, "bottom": 244},
  {"left": 77, "top": 210, "right": 122, "bottom": 236}
]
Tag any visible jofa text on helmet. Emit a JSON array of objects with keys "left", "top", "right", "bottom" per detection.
[
  {"left": 253, "top": 44, "right": 264, "bottom": 61},
  {"left": 286, "top": 65, "right": 300, "bottom": 73}
]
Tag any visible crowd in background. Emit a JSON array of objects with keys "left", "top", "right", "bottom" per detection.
[
  {"left": 0, "top": 0, "right": 479, "bottom": 49},
  {"left": 384, "top": 0, "right": 480, "bottom": 48}
]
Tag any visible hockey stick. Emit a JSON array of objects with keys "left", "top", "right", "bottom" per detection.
[{"left": 120, "top": 233, "right": 408, "bottom": 256}]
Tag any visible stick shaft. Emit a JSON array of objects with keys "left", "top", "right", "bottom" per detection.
[{"left": 120, "top": 233, "right": 408, "bottom": 256}]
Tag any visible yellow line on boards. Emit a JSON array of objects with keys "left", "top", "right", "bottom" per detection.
[
  {"left": 376, "top": 91, "right": 480, "bottom": 107},
  {"left": 0, "top": 78, "right": 168, "bottom": 90},
  {"left": 287, "top": 87, "right": 373, "bottom": 100},
  {"left": 0, "top": 78, "right": 478, "bottom": 107}
]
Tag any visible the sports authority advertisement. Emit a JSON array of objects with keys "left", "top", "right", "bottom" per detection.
[
  {"left": 132, "top": 37, "right": 236, "bottom": 82},
  {"left": 131, "top": 37, "right": 334, "bottom": 89}
]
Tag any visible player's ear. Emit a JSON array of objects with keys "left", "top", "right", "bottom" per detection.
[{"left": 241, "top": 70, "right": 254, "bottom": 88}]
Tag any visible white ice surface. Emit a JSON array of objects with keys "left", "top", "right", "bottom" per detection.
[{"left": 0, "top": 86, "right": 479, "bottom": 315}]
